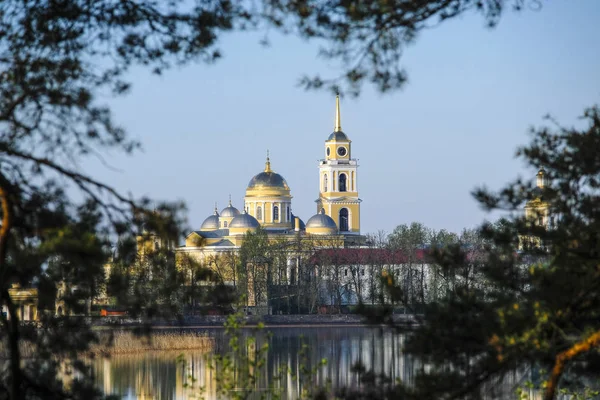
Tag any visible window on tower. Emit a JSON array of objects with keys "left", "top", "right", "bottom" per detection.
[
  {"left": 339, "top": 173, "right": 347, "bottom": 192},
  {"left": 339, "top": 208, "right": 349, "bottom": 231},
  {"left": 287, "top": 206, "right": 290, "bottom": 221},
  {"left": 256, "top": 206, "right": 262, "bottom": 220},
  {"left": 323, "top": 174, "right": 328, "bottom": 192},
  {"left": 273, "top": 205, "right": 279, "bottom": 222},
  {"left": 224, "top": 221, "right": 228, "bottom": 228}
]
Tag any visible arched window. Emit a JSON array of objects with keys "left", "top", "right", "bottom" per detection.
[
  {"left": 339, "top": 208, "right": 349, "bottom": 232},
  {"left": 339, "top": 173, "right": 347, "bottom": 192},
  {"left": 256, "top": 206, "right": 262, "bottom": 220},
  {"left": 323, "top": 174, "right": 328, "bottom": 192},
  {"left": 223, "top": 221, "right": 228, "bottom": 228},
  {"left": 273, "top": 205, "right": 279, "bottom": 222},
  {"left": 286, "top": 206, "right": 290, "bottom": 222}
]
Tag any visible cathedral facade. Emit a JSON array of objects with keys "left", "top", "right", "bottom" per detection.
[{"left": 177, "top": 95, "right": 364, "bottom": 262}]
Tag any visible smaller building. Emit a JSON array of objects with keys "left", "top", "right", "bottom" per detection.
[{"left": 2, "top": 283, "right": 38, "bottom": 321}]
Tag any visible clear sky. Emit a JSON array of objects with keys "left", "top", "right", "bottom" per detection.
[{"left": 87, "top": 0, "right": 600, "bottom": 237}]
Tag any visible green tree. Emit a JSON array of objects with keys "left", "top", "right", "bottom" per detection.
[
  {"left": 239, "top": 227, "right": 271, "bottom": 312},
  {"left": 388, "top": 222, "right": 431, "bottom": 309}
]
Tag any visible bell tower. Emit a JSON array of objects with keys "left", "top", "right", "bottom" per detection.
[{"left": 316, "top": 95, "right": 361, "bottom": 233}]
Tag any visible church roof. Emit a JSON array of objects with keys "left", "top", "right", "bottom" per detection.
[
  {"left": 309, "top": 248, "right": 428, "bottom": 265},
  {"left": 309, "top": 248, "right": 486, "bottom": 265},
  {"left": 192, "top": 229, "right": 229, "bottom": 238},
  {"left": 207, "top": 239, "right": 235, "bottom": 247}
]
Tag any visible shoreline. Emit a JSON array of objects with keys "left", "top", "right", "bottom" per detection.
[
  {"left": 92, "top": 314, "right": 419, "bottom": 330},
  {"left": 93, "top": 323, "right": 377, "bottom": 330}
]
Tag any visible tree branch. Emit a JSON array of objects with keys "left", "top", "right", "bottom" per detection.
[{"left": 545, "top": 330, "right": 600, "bottom": 400}]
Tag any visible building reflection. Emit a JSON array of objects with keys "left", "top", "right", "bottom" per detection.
[
  {"left": 93, "top": 327, "right": 542, "bottom": 400},
  {"left": 94, "top": 327, "right": 412, "bottom": 400}
]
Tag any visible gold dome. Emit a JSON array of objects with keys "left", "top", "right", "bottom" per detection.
[{"left": 246, "top": 155, "right": 291, "bottom": 197}]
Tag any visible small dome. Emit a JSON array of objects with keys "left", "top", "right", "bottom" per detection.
[
  {"left": 220, "top": 204, "right": 240, "bottom": 218},
  {"left": 327, "top": 131, "right": 349, "bottom": 141},
  {"left": 229, "top": 212, "right": 260, "bottom": 229},
  {"left": 306, "top": 209, "right": 337, "bottom": 234},
  {"left": 200, "top": 214, "right": 219, "bottom": 230}
]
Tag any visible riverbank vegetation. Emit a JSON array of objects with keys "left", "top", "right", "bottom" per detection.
[
  {"left": 91, "top": 331, "right": 213, "bottom": 356},
  {"left": 0, "top": 331, "right": 213, "bottom": 359}
]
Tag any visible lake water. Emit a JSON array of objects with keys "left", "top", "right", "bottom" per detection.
[{"left": 92, "top": 326, "right": 538, "bottom": 399}]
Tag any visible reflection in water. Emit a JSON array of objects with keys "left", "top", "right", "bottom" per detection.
[
  {"left": 93, "top": 327, "right": 410, "bottom": 400},
  {"left": 93, "top": 327, "right": 540, "bottom": 399}
]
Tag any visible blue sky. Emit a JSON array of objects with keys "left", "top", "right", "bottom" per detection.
[{"left": 88, "top": 0, "right": 600, "bottom": 236}]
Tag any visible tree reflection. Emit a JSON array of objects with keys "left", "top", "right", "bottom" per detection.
[{"left": 93, "top": 327, "right": 408, "bottom": 399}]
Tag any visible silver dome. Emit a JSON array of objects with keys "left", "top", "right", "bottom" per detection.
[
  {"left": 220, "top": 204, "right": 241, "bottom": 218},
  {"left": 327, "top": 131, "right": 349, "bottom": 141},
  {"left": 200, "top": 214, "right": 220, "bottom": 230},
  {"left": 306, "top": 209, "right": 337, "bottom": 230},
  {"left": 229, "top": 212, "right": 260, "bottom": 229}
]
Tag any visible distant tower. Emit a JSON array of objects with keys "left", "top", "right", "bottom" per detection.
[
  {"left": 520, "top": 168, "right": 552, "bottom": 250},
  {"left": 316, "top": 95, "right": 361, "bottom": 233},
  {"left": 525, "top": 168, "right": 551, "bottom": 229}
]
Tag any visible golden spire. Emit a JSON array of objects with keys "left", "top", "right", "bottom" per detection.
[
  {"left": 264, "top": 150, "right": 272, "bottom": 173},
  {"left": 334, "top": 94, "right": 342, "bottom": 132}
]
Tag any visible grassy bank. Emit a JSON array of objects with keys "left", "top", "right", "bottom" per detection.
[
  {"left": 0, "top": 331, "right": 213, "bottom": 359},
  {"left": 92, "top": 331, "right": 214, "bottom": 355}
]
